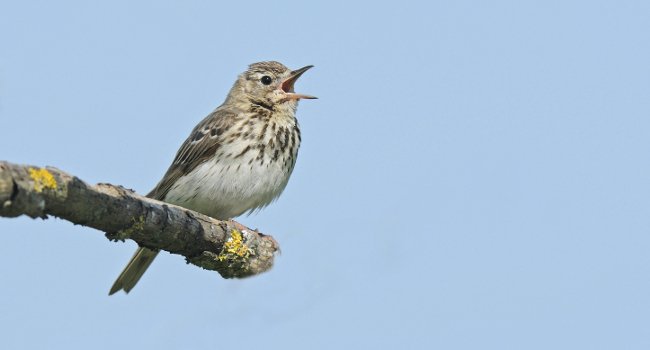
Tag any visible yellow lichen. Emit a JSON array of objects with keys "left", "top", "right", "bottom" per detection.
[
  {"left": 28, "top": 168, "right": 57, "bottom": 192},
  {"left": 218, "top": 229, "right": 251, "bottom": 262}
]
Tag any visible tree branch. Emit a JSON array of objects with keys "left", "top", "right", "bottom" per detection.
[{"left": 0, "top": 161, "right": 279, "bottom": 278}]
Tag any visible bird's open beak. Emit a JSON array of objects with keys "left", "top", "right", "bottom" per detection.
[{"left": 281, "top": 65, "right": 317, "bottom": 100}]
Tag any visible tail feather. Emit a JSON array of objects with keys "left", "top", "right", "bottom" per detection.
[{"left": 109, "top": 247, "right": 159, "bottom": 295}]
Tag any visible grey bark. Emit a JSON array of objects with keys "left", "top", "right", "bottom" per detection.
[{"left": 0, "top": 161, "right": 279, "bottom": 278}]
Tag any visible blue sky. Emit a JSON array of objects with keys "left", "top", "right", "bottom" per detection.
[{"left": 1, "top": 1, "right": 649, "bottom": 349}]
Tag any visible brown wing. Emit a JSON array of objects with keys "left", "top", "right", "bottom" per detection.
[{"left": 147, "top": 108, "right": 237, "bottom": 200}]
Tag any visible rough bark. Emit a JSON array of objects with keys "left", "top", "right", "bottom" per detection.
[{"left": 0, "top": 161, "right": 279, "bottom": 278}]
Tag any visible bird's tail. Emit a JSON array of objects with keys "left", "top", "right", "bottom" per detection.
[{"left": 109, "top": 247, "right": 159, "bottom": 295}]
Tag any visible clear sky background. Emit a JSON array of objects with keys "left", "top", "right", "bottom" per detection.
[{"left": 1, "top": 1, "right": 649, "bottom": 349}]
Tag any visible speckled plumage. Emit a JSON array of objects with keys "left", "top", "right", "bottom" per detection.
[{"left": 109, "top": 61, "right": 315, "bottom": 295}]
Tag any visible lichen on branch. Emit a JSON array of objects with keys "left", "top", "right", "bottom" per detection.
[{"left": 0, "top": 161, "right": 279, "bottom": 279}]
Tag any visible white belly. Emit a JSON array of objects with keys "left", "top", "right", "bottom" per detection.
[{"left": 163, "top": 154, "right": 293, "bottom": 220}]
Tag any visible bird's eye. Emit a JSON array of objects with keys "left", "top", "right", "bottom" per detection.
[{"left": 260, "top": 76, "right": 273, "bottom": 85}]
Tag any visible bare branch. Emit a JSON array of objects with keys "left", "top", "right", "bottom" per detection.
[{"left": 0, "top": 161, "right": 279, "bottom": 278}]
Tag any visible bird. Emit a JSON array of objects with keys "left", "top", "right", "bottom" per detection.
[{"left": 109, "top": 61, "right": 316, "bottom": 295}]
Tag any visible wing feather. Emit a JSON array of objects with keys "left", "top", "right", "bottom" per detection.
[{"left": 147, "top": 108, "right": 237, "bottom": 200}]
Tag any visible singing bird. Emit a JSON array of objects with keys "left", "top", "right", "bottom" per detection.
[{"left": 109, "top": 61, "right": 316, "bottom": 295}]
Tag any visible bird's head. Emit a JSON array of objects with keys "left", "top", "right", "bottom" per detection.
[{"left": 227, "top": 61, "right": 316, "bottom": 110}]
